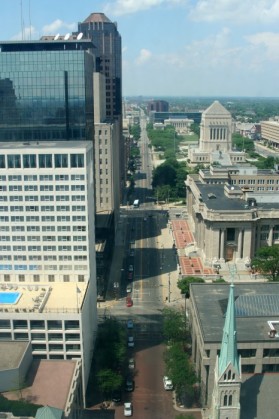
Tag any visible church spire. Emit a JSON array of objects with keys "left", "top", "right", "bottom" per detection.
[{"left": 219, "top": 283, "right": 240, "bottom": 376}]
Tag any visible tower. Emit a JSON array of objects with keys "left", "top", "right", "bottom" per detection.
[{"left": 211, "top": 283, "right": 242, "bottom": 419}]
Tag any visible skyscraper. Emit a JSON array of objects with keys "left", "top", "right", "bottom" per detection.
[{"left": 78, "top": 13, "right": 124, "bottom": 202}]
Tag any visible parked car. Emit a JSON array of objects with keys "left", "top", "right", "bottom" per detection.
[
  {"left": 127, "top": 272, "right": 133, "bottom": 281},
  {"left": 125, "top": 377, "right": 135, "bottom": 392},
  {"left": 126, "top": 284, "right": 132, "bottom": 293},
  {"left": 127, "top": 319, "right": 134, "bottom": 329},
  {"left": 126, "top": 296, "right": 133, "bottom": 307},
  {"left": 128, "top": 264, "right": 134, "bottom": 272},
  {"left": 163, "top": 376, "right": 173, "bottom": 390},
  {"left": 128, "top": 357, "right": 135, "bottom": 369},
  {"left": 129, "top": 249, "right": 135, "bottom": 257},
  {"left": 124, "top": 402, "right": 133, "bottom": 416},
  {"left": 112, "top": 390, "right": 121, "bottom": 403},
  {"left": 127, "top": 336, "right": 134, "bottom": 347}
]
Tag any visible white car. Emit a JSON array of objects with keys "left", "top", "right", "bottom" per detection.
[
  {"left": 124, "top": 402, "right": 132, "bottom": 416},
  {"left": 128, "top": 264, "right": 134, "bottom": 272},
  {"left": 127, "top": 336, "right": 134, "bottom": 347},
  {"left": 126, "top": 284, "right": 132, "bottom": 293},
  {"left": 128, "top": 357, "right": 135, "bottom": 369},
  {"left": 163, "top": 376, "right": 173, "bottom": 390}
]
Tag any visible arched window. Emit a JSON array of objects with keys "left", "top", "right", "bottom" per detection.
[
  {"left": 232, "top": 373, "right": 235, "bottom": 380},
  {"left": 229, "top": 395, "right": 233, "bottom": 406},
  {"left": 224, "top": 395, "right": 228, "bottom": 406},
  {"left": 224, "top": 373, "right": 227, "bottom": 380},
  {"left": 228, "top": 370, "right": 231, "bottom": 380}
]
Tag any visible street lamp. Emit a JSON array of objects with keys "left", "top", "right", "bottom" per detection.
[{"left": 168, "top": 272, "right": 171, "bottom": 303}]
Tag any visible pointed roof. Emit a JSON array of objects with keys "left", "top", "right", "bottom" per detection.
[
  {"left": 35, "top": 406, "right": 63, "bottom": 419},
  {"left": 203, "top": 100, "right": 231, "bottom": 117},
  {"left": 83, "top": 13, "right": 112, "bottom": 24},
  {"left": 219, "top": 283, "right": 240, "bottom": 376}
]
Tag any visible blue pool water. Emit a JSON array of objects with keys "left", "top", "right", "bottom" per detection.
[{"left": 0, "top": 292, "right": 21, "bottom": 304}]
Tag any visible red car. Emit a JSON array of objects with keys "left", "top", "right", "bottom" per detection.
[
  {"left": 126, "top": 296, "right": 133, "bottom": 307},
  {"left": 127, "top": 272, "right": 133, "bottom": 281}
]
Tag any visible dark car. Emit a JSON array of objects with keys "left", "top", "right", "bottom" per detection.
[
  {"left": 125, "top": 377, "right": 134, "bottom": 392},
  {"left": 112, "top": 390, "right": 121, "bottom": 403}
]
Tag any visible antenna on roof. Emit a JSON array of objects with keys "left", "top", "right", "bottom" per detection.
[
  {"left": 54, "top": 33, "right": 60, "bottom": 40},
  {"left": 64, "top": 33, "right": 70, "bottom": 40},
  {"left": 77, "top": 32, "right": 83, "bottom": 40}
]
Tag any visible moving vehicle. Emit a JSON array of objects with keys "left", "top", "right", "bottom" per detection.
[
  {"left": 126, "top": 296, "right": 133, "bottom": 307},
  {"left": 163, "top": 376, "right": 174, "bottom": 390},
  {"left": 124, "top": 402, "right": 133, "bottom": 416},
  {"left": 127, "top": 319, "right": 134, "bottom": 329},
  {"left": 133, "top": 199, "right": 139, "bottom": 208}
]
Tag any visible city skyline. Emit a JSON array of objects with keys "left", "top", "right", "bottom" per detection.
[{"left": 1, "top": 1, "right": 279, "bottom": 97}]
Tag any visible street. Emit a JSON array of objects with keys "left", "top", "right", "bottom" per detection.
[{"left": 98, "top": 114, "right": 181, "bottom": 418}]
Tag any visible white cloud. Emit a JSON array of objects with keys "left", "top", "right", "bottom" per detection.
[
  {"left": 11, "top": 26, "right": 36, "bottom": 41},
  {"left": 104, "top": 0, "right": 184, "bottom": 16},
  {"left": 246, "top": 32, "right": 279, "bottom": 61},
  {"left": 42, "top": 19, "right": 76, "bottom": 35},
  {"left": 135, "top": 48, "right": 152, "bottom": 64},
  {"left": 189, "top": 0, "right": 279, "bottom": 24}
]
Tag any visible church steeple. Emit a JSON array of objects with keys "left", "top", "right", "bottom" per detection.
[
  {"left": 211, "top": 283, "right": 242, "bottom": 419},
  {"left": 219, "top": 283, "right": 240, "bottom": 377}
]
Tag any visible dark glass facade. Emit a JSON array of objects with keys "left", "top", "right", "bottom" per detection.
[
  {"left": 0, "top": 40, "right": 94, "bottom": 142},
  {"left": 77, "top": 14, "right": 122, "bottom": 120}
]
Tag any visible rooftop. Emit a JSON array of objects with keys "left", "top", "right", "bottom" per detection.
[
  {"left": 0, "top": 140, "right": 92, "bottom": 152},
  {"left": 190, "top": 283, "right": 279, "bottom": 343},
  {"left": 0, "top": 341, "right": 30, "bottom": 370},
  {"left": 0, "top": 282, "right": 88, "bottom": 315}
]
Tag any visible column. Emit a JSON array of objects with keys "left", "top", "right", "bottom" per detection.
[
  {"left": 237, "top": 229, "right": 243, "bottom": 259},
  {"left": 220, "top": 229, "right": 225, "bottom": 261},
  {"left": 268, "top": 224, "right": 274, "bottom": 246}
]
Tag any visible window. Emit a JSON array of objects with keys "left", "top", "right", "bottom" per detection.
[
  {"left": 58, "top": 246, "right": 71, "bottom": 251},
  {"left": 27, "top": 226, "right": 40, "bottom": 232},
  {"left": 0, "top": 216, "right": 9, "bottom": 222},
  {"left": 59, "top": 255, "right": 72, "bottom": 261},
  {"left": 43, "top": 246, "right": 56, "bottom": 252},
  {"left": 42, "top": 226, "right": 55, "bottom": 232},
  {"left": 71, "top": 174, "right": 85, "bottom": 181},
  {"left": 73, "top": 226, "right": 86, "bottom": 232},
  {"left": 71, "top": 185, "right": 85, "bottom": 191},
  {"left": 33, "top": 274, "right": 40, "bottom": 282},
  {"left": 73, "top": 236, "right": 86, "bottom": 242},
  {"left": 0, "top": 156, "right": 5, "bottom": 168},
  {"left": 24, "top": 175, "right": 37, "bottom": 181},
  {"left": 41, "top": 216, "right": 55, "bottom": 222},
  {"left": 57, "top": 216, "right": 70, "bottom": 222},
  {"left": 23, "top": 154, "right": 36, "bottom": 168},
  {"left": 56, "top": 196, "right": 69, "bottom": 202},
  {"left": 43, "top": 236, "right": 55, "bottom": 242},
  {"left": 41, "top": 196, "right": 54, "bottom": 202},
  {"left": 40, "top": 175, "right": 53, "bottom": 181},
  {"left": 44, "top": 255, "right": 57, "bottom": 261},
  {"left": 74, "top": 246, "right": 87, "bottom": 251},
  {"left": 4, "top": 274, "right": 10, "bottom": 281},
  {"left": 10, "top": 206, "right": 23, "bottom": 212},
  {"left": 58, "top": 236, "right": 71, "bottom": 242},
  {"left": 72, "top": 216, "right": 86, "bottom": 222},
  {"left": 55, "top": 154, "right": 68, "bottom": 168},
  {"left": 24, "top": 185, "right": 38, "bottom": 191},
  {"left": 72, "top": 195, "right": 85, "bottom": 202},
  {"left": 71, "top": 154, "right": 84, "bottom": 168},
  {"left": 18, "top": 274, "right": 25, "bottom": 281},
  {"left": 55, "top": 185, "right": 69, "bottom": 191},
  {"left": 25, "top": 196, "right": 38, "bottom": 202},
  {"left": 55, "top": 175, "right": 69, "bottom": 182},
  {"left": 39, "top": 154, "right": 52, "bottom": 168},
  {"left": 56, "top": 206, "right": 70, "bottom": 212},
  {"left": 63, "top": 275, "right": 70, "bottom": 281},
  {"left": 26, "top": 216, "right": 39, "bottom": 222},
  {"left": 72, "top": 206, "right": 85, "bottom": 212},
  {"left": 9, "top": 185, "right": 22, "bottom": 191},
  {"left": 48, "top": 275, "right": 55, "bottom": 282},
  {"left": 57, "top": 226, "right": 70, "bottom": 232},
  {"left": 7, "top": 155, "right": 21, "bottom": 168},
  {"left": 40, "top": 185, "right": 53, "bottom": 191},
  {"left": 78, "top": 275, "right": 85, "bottom": 282}
]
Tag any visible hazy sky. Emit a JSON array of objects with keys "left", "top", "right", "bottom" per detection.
[{"left": 1, "top": 0, "right": 279, "bottom": 97}]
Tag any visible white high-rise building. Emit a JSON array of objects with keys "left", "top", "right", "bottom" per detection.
[{"left": 0, "top": 141, "right": 97, "bottom": 405}]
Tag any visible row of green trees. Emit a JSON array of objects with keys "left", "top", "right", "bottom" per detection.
[
  {"left": 162, "top": 307, "right": 198, "bottom": 407},
  {"left": 152, "top": 158, "right": 188, "bottom": 201}
]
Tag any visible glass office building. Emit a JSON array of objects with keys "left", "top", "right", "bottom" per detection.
[{"left": 0, "top": 39, "right": 95, "bottom": 142}]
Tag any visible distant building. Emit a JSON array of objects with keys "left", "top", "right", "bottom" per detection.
[
  {"left": 147, "top": 100, "right": 169, "bottom": 113},
  {"left": 188, "top": 101, "right": 246, "bottom": 165},
  {"left": 149, "top": 111, "right": 202, "bottom": 125},
  {"left": 260, "top": 120, "right": 279, "bottom": 151},
  {"left": 164, "top": 118, "right": 194, "bottom": 134}
]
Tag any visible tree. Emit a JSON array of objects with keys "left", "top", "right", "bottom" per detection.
[
  {"left": 251, "top": 245, "right": 279, "bottom": 281},
  {"left": 177, "top": 276, "right": 205, "bottom": 298},
  {"left": 162, "top": 307, "right": 187, "bottom": 344},
  {"left": 97, "top": 369, "right": 123, "bottom": 398}
]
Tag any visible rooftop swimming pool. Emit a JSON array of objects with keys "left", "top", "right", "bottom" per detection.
[{"left": 0, "top": 292, "right": 21, "bottom": 305}]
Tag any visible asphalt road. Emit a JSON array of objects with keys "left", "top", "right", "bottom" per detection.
[{"left": 108, "top": 115, "right": 179, "bottom": 418}]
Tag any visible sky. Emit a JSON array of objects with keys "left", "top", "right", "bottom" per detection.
[{"left": 1, "top": 0, "right": 279, "bottom": 97}]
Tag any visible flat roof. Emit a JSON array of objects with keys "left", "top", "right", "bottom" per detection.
[
  {"left": 0, "top": 341, "right": 30, "bottom": 370},
  {"left": 0, "top": 140, "right": 92, "bottom": 152},
  {"left": 0, "top": 282, "right": 88, "bottom": 315},
  {"left": 190, "top": 283, "right": 279, "bottom": 343},
  {"left": 197, "top": 182, "right": 279, "bottom": 210},
  {"left": 3, "top": 359, "right": 78, "bottom": 411}
]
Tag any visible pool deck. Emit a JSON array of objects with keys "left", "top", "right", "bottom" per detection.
[{"left": 0, "top": 282, "right": 88, "bottom": 314}]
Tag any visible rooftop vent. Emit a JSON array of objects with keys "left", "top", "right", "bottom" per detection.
[{"left": 208, "top": 193, "right": 216, "bottom": 199}]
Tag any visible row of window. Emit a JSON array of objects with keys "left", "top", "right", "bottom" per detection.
[
  {"left": 0, "top": 205, "right": 86, "bottom": 212},
  {"left": 0, "top": 255, "right": 87, "bottom": 261},
  {"left": 2, "top": 274, "right": 85, "bottom": 282},
  {"left": 0, "top": 319, "right": 80, "bottom": 329},
  {"left": 0, "top": 245, "right": 87, "bottom": 253},
  {"left": 0, "top": 195, "right": 86, "bottom": 202},
  {"left": 0, "top": 264, "right": 87, "bottom": 271},
  {"left": 231, "top": 179, "right": 279, "bottom": 185},
  {"left": 0, "top": 216, "right": 86, "bottom": 222},
  {"left": 0, "top": 154, "right": 85, "bottom": 169},
  {"left": 1, "top": 185, "right": 86, "bottom": 192},
  {"left": 0, "top": 236, "right": 86, "bottom": 241},
  {"left": 0, "top": 226, "right": 86, "bottom": 232},
  {"left": 0, "top": 174, "right": 85, "bottom": 181}
]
